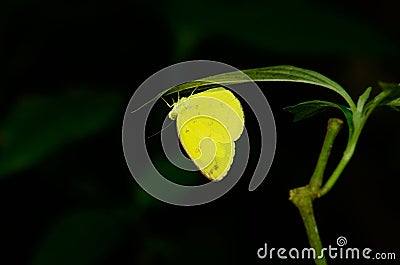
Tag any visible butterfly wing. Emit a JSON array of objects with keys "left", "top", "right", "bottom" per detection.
[
  {"left": 192, "top": 88, "right": 244, "bottom": 140},
  {"left": 176, "top": 88, "right": 244, "bottom": 181},
  {"left": 177, "top": 115, "right": 234, "bottom": 181}
]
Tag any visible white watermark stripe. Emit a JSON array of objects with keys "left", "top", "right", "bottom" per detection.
[{"left": 122, "top": 60, "right": 276, "bottom": 206}]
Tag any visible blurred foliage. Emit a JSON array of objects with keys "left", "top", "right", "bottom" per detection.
[
  {"left": 166, "top": 0, "right": 399, "bottom": 59},
  {"left": 31, "top": 210, "right": 126, "bottom": 265},
  {"left": 0, "top": 89, "right": 123, "bottom": 178}
]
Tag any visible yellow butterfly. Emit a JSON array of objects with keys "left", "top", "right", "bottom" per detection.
[{"left": 168, "top": 87, "right": 244, "bottom": 181}]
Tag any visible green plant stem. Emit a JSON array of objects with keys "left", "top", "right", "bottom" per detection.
[
  {"left": 290, "top": 118, "right": 343, "bottom": 265},
  {"left": 290, "top": 186, "right": 325, "bottom": 264},
  {"left": 319, "top": 143, "right": 354, "bottom": 196},
  {"left": 309, "top": 118, "right": 343, "bottom": 193},
  {"left": 319, "top": 124, "right": 362, "bottom": 196}
]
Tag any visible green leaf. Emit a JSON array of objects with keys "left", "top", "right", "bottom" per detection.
[
  {"left": 32, "top": 210, "right": 125, "bottom": 265},
  {"left": 284, "top": 100, "right": 353, "bottom": 133},
  {"left": 379, "top": 82, "right": 400, "bottom": 92},
  {"left": 379, "top": 82, "right": 400, "bottom": 107},
  {"left": 165, "top": 65, "right": 356, "bottom": 111},
  {"left": 351, "top": 83, "right": 400, "bottom": 137},
  {"left": 0, "top": 89, "right": 122, "bottom": 179},
  {"left": 386, "top": 98, "right": 400, "bottom": 110},
  {"left": 356, "top": 87, "right": 372, "bottom": 113},
  {"left": 352, "top": 87, "right": 372, "bottom": 134},
  {"left": 364, "top": 82, "right": 400, "bottom": 114}
]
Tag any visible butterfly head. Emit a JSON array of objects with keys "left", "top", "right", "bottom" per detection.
[
  {"left": 168, "top": 97, "right": 188, "bottom": 120},
  {"left": 168, "top": 105, "right": 178, "bottom": 120}
]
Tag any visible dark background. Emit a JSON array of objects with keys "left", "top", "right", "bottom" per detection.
[{"left": 1, "top": 0, "right": 399, "bottom": 264}]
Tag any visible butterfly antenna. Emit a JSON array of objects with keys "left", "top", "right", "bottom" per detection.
[
  {"left": 161, "top": 97, "right": 173, "bottom": 108},
  {"left": 130, "top": 91, "right": 165, "bottom": 113},
  {"left": 147, "top": 119, "right": 174, "bottom": 139},
  {"left": 189, "top": 84, "right": 200, "bottom": 97}
]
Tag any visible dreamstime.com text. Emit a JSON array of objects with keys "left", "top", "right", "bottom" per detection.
[{"left": 257, "top": 236, "right": 396, "bottom": 261}]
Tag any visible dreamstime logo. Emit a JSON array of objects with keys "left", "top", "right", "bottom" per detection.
[
  {"left": 336, "top": 236, "right": 347, "bottom": 247},
  {"left": 122, "top": 60, "right": 276, "bottom": 206},
  {"left": 257, "top": 236, "right": 397, "bottom": 261}
]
